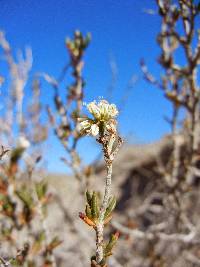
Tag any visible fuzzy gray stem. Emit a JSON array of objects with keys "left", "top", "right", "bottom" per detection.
[
  {"left": 100, "top": 163, "right": 112, "bottom": 222},
  {"left": 96, "top": 222, "right": 104, "bottom": 264},
  {"left": 96, "top": 163, "right": 113, "bottom": 264}
]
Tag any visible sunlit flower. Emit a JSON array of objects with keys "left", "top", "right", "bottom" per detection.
[
  {"left": 87, "top": 100, "right": 118, "bottom": 121},
  {"left": 78, "top": 99, "right": 118, "bottom": 136},
  {"left": 90, "top": 124, "right": 99, "bottom": 136},
  {"left": 16, "top": 136, "right": 30, "bottom": 149}
]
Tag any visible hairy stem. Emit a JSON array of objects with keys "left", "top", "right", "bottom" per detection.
[{"left": 96, "top": 163, "right": 113, "bottom": 264}]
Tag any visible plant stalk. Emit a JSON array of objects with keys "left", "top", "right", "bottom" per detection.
[{"left": 96, "top": 163, "right": 113, "bottom": 264}]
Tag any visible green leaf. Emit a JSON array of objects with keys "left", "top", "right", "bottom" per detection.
[
  {"left": 86, "top": 190, "right": 92, "bottom": 207},
  {"left": 104, "top": 232, "right": 119, "bottom": 258},
  {"left": 16, "top": 187, "right": 34, "bottom": 208},
  {"left": 85, "top": 204, "right": 92, "bottom": 219},
  {"left": 35, "top": 181, "right": 47, "bottom": 200},
  {"left": 91, "top": 191, "right": 99, "bottom": 220},
  {"left": 104, "top": 196, "right": 116, "bottom": 220}
]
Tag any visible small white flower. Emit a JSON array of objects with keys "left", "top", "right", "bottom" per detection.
[
  {"left": 17, "top": 136, "right": 30, "bottom": 149},
  {"left": 87, "top": 100, "right": 118, "bottom": 121},
  {"left": 79, "top": 119, "right": 92, "bottom": 133},
  {"left": 79, "top": 120, "right": 99, "bottom": 136},
  {"left": 99, "top": 100, "right": 109, "bottom": 119},
  {"left": 87, "top": 101, "right": 101, "bottom": 120},
  {"left": 80, "top": 120, "right": 92, "bottom": 129},
  {"left": 90, "top": 124, "right": 99, "bottom": 136},
  {"left": 109, "top": 104, "right": 118, "bottom": 117},
  {"left": 79, "top": 99, "right": 119, "bottom": 137}
]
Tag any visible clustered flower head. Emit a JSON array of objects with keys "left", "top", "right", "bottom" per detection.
[{"left": 78, "top": 99, "right": 119, "bottom": 136}]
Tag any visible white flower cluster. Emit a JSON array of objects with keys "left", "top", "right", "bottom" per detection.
[{"left": 79, "top": 99, "right": 119, "bottom": 136}]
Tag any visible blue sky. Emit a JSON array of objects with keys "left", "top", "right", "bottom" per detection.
[{"left": 0, "top": 0, "right": 172, "bottom": 172}]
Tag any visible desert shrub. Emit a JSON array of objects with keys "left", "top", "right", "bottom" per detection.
[{"left": 1, "top": 1, "right": 200, "bottom": 267}]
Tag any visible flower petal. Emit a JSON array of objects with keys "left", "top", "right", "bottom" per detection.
[
  {"left": 87, "top": 101, "right": 101, "bottom": 119},
  {"left": 90, "top": 124, "right": 99, "bottom": 136}
]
